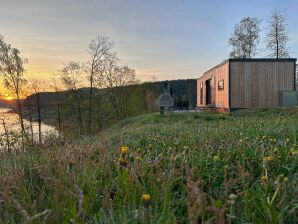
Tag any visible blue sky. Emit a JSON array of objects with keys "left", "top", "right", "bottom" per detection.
[{"left": 1, "top": 0, "right": 298, "bottom": 81}]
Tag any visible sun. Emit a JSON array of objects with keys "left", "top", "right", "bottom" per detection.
[{"left": 3, "top": 96, "right": 14, "bottom": 100}]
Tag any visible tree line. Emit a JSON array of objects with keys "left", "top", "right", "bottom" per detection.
[
  {"left": 229, "top": 9, "right": 291, "bottom": 59},
  {"left": 0, "top": 34, "right": 141, "bottom": 143},
  {"left": 0, "top": 33, "right": 197, "bottom": 146}
]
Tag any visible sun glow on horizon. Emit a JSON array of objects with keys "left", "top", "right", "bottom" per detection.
[{"left": 3, "top": 96, "right": 14, "bottom": 100}]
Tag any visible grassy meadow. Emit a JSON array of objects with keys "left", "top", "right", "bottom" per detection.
[{"left": 0, "top": 109, "right": 298, "bottom": 223}]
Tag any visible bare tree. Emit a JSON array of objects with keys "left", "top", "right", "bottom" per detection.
[
  {"left": 51, "top": 77, "right": 62, "bottom": 136},
  {"left": 229, "top": 17, "right": 261, "bottom": 58},
  {"left": 59, "top": 61, "right": 84, "bottom": 131},
  {"left": 1, "top": 118, "right": 10, "bottom": 151},
  {"left": 23, "top": 92, "right": 34, "bottom": 145},
  {"left": 0, "top": 35, "right": 27, "bottom": 134},
  {"left": 29, "top": 78, "right": 45, "bottom": 144},
  {"left": 266, "top": 9, "right": 290, "bottom": 58},
  {"left": 86, "top": 36, "right": 115, "bottom": 131},
  {"left": 101, "top": 62, "right": 138, "bottom": 119}
]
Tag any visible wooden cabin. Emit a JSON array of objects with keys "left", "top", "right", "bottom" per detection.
[{"left": 197, "top": 58, "right": 297, "bottom": 111}]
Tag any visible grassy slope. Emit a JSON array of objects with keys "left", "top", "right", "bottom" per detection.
[{"left": 0, "top": 109, "right": 298, "bottom": 223}]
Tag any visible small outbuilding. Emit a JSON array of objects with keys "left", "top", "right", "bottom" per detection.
[{"left": 197, "top": 58, "right": 297, "bottom": 111}]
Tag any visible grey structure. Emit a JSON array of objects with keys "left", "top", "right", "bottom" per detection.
[{"left": 158, "top": 82, "right": 174, "bottom": 114}]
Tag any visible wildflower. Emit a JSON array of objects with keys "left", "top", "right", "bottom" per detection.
[
  {"left": 120, "top": 146, "right": 129, "bottom": 154},
  {"left": 239, "top": 139, "right": 244, "bottom": 144},
  {"left": 283, "top": 176, "right": 288, "bottom": 182},
  {"left": 263, "top": 156, "right": 274, "bottom": 162},
  {"left": 261, "top": 176, "right": 268, "bottom": 182},
  {"left": 273, "top": 148, "right": 278, "bottom": 153},
  {"left": 141, "top": 194, "right": 151, "bottom": 205}
]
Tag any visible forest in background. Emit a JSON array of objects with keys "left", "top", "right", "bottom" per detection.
[{"left": 3, "top": 79, "right": 197, "bottom": 133}]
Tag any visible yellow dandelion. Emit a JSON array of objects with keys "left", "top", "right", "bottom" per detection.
[
  {"left": 120, "top": 146, "right": 129, "bottom": 154},
  {"left": 141, "top": 194, "right": 151, "bottom": 204},
  {"left": 263, "top": 156, "right": 274, "bottom": 161}
]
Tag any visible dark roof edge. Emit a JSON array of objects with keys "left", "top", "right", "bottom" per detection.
[{"left": 229, "top": 58, "right": 297, "bottom": 62}]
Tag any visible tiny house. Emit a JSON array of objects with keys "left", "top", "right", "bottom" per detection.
[{"left": 197, "top": 58, "right": 297, "bottom": 111}]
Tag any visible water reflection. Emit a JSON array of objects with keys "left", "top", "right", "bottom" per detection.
[{"left": 0, "top": 108, "right": 57, "bottom": 135}]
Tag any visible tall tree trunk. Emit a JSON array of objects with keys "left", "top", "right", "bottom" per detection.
[
  {"left": 16, "top": 92, "right": 26, "bottom": 136},
  {"left": 1, "top": 118, "right": 10, "bottom": 151},
  {"left": 55, "top": 90, "right": 62, "bottom": 136},
  {"left": 74, "top": 90, "right": 83, "bottom": 131},
  {"left": 88, "top": 71, "right": 93, "bottom": 132},
  {"left": 27, "top": 99, "right": 34, "bottom": 146},
  {"left": 36, "top": 92, "right": 42, "bottom": 144}
]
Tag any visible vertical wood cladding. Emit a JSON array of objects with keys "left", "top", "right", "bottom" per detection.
[
  {"left": 230, "top": 60, "right": 295, "bottom": 108},
  {"left": 197, "top": 61, "right": 229, "bottom": 109}
]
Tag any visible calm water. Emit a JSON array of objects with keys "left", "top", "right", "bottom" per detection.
[{"left": 0, "top": 108, "right": 57, "bottom": 135}]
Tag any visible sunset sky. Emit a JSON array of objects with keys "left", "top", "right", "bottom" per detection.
[{"left": 1, "top": 0, "right": 298, "bottom": 89}]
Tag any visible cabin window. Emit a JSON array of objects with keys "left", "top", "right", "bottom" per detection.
[
  {"left": 200, "top": 82, "right": 203, "bottom": 104},
  {"left": 218, "top": 80, "right": 224, "bottom": 90}
]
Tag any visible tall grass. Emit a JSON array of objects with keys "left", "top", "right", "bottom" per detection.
[{"left": 0, "top": 109, "right": 297, "bottom": 223}]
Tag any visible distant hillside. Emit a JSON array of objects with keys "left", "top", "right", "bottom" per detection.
[
  {"left": 22, "top": 79, "right": 197, "bottom": 130},
  {"left": 0, "top": 100, "right": 9, "bottom": 108}
]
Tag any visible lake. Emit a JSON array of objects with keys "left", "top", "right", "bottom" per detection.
[{"left": 0, "top": 108, "right": 57, "bottom": 136}]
